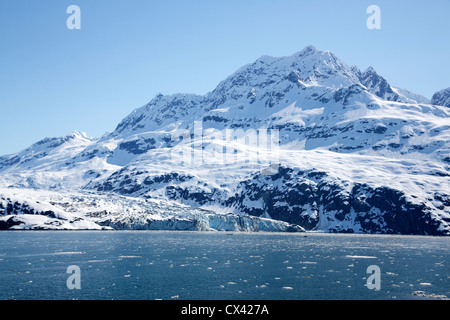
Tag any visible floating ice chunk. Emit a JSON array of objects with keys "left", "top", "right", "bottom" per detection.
[
  {"left": 53, "top": 252, "right": 84, "bottom": 255},
  {"left": 413, "top": 291, "right": 447, "bottom": 299}
]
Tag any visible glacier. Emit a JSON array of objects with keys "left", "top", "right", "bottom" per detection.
[{"left": 0, "top": 188, "right": 303, "bottom": 232}]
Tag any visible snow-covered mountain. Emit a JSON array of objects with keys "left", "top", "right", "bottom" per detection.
[
  {"left": 432, "top": 87, "right": 450, "bottom": 108},
  {"left": 1, "top": 46, "right": 449, "bottom": 235}
]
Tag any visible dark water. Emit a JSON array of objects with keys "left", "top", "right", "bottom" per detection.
[{"left": 0, "top": 231, "right": 448, "bottom": 300}]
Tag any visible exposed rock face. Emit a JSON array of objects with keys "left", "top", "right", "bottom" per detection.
[
  {"left": 226, "top": 167, "right": 448, "bottom": 235},
  {"left": 432, "top": 87, "right": 450, "bottom": 108}
]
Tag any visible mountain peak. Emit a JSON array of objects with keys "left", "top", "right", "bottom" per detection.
[
  {"left": 66, "top": 131, "right": 93, "bottom": 140},
  {"left": 431, "top": 87, "right": 450, "bottom": 108},
  {"left": 255, "top": 54, "right": 279, "bottom": 64},
  {"left": 358, "top": 66, "right": 401, "bottom": 101},
  {"left": 298, "top": 45, "right": 319, "bottom": 56},
  {"left": 363, "top": 66, "right": 377, "bottom": 74},
  {"left": 112, "top": 46, "right": 436, "bottom": 139}
]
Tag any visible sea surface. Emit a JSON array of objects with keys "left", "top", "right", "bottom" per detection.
[{"left": 0, "top": 231, "right": 448, "bottom": 300}]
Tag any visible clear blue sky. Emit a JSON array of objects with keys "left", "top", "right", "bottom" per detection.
[{"left": 1, "top": 0, "right": 449, "bottom": 156}]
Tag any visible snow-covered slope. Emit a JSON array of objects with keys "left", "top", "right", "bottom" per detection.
[
  {"left": 1, "top": 46, "right": 449, "bottom": 235},
  {"left": 393, "top": 87, "right": 430, "bottom": 105}
]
